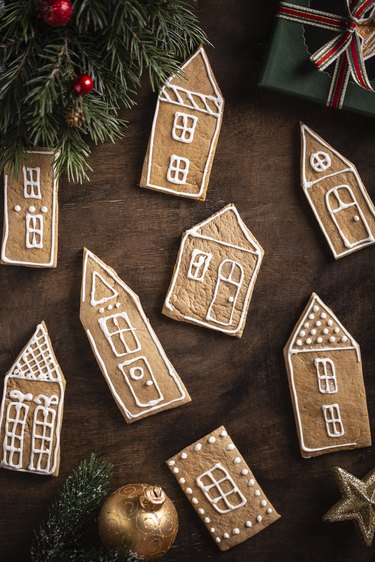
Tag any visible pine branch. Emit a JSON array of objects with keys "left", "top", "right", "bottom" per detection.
[{"left": 0, "top": 0, "right": 208, "bottom": 183}]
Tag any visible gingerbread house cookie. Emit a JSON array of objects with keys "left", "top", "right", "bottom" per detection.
[
  {"left": 80, "top": 249, "right": 191, "bottom": 424},
  {"left": 284, "top": 293, "right": 371, "bottom": 458},
  {"left": 0, "top": 322, "right": 65, "bottom": 476},
  {"left": 1, "top": 149, "right": 59, "bottom": 268},
  {"left": 163, "top": 204, "right": 264, "bottom": 337},
  {"left": 300, "top": 124, "right": 375, "bottom": 259},
  {"left": 167, "top": 426, "right": 280, "bottom": 551},
  {"left": 140, "top": 47, "right": 224, "bottom": 201}
]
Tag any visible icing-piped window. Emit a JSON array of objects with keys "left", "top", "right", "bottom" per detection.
[
  {"left": 172, "top": 112, "right": 198, "bottom": 144},
  {"left": 315, "top": 358, "right": 337, "bottom": 394},
  {"left": 3, "top": 398, "right": 30, "bottom": 469},
  {"left": 188, "top": 249, "right": 212, "bottom": 281},
  {"left": 167, "top": 155, "right": 190, "bottom": 185},
  {"left": 322, "top": 404, "right": 344, "bottom": 437},
  {"left": 23, "top": 166, "right": 42, "bottom": 199},
  {"left": 196, "top": 462, "right": 247, "bottom": 514},
  {"left": 99, "top": 312, "right": 141, "bottom": 358},
  {"left": 29, "top": 395, "right": 58, "bottom": 473},
  {"left": 26, "top": 214, "right": 43, "bottom": 249},
  {"left": 310, "top": 151, "right": 331, "bottom": 173}
]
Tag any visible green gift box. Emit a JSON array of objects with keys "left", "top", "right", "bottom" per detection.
[{"left": 259, "top": 0, "right": 375, "bottom": 117}]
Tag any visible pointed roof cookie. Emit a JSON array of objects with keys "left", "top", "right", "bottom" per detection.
[
  {"left": 0, "top": 322, "right": 65, "bottom": 476},
  {"left": 284, "top": 294, "right": 371, "bottom": 458},
  {"left": 300, "top": 123, "right": 375, "bottom": 259},
  {"left": 80, "top": 249, "right": 191, "bottom": 424}
]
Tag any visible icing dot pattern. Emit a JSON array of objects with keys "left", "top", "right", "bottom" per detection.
[{"left": 291, "top": 298, "right": 353, "bottom": 351}]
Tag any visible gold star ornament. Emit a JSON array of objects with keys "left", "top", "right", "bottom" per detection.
[{"left": 323, "top": 467, "right": 375, "bottom": 546}]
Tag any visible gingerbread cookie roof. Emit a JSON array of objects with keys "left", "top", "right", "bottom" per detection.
[
  {"left": 188, "top": 204, "right": 263, "bottom": 256},
  {"left": 288, "top": 293, "right": 357, "bottom": 355},
  {"left": 7, "top": 322, "right": 63, "bottom": 382}
]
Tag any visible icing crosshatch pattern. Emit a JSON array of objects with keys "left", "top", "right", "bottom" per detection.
[
  {"left": 300, "top": 124, "right": 375, "bottom": 259},
  {"left": 1, "top": 149, "right": 59, "bottom": 268},
  {"left": 284, "top": 293, "right": 371, "bottom": 458},
  {"left": 80, "top": 249, "right": 191, "bottom": 424},
  {"left": 140, "top": 46, "right": 224, "bottom": 201},
  {"left": 0, "top": 323, "right": 65, "bottom": 476},
  {"left": 167, "top": 426, "right": 280, "bottom": 551}
]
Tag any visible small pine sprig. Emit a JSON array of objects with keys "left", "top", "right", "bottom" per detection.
[
  {"left": 31, "top": 454, "right": 142, "bottom": 562},
  {"left": 0, "top": 0, "right": 209, "bottom": 183}
]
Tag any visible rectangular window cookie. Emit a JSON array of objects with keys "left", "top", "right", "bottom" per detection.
[
  {"left": 166, "top": 426, "right": 280, "bottom": 550},
  {"left": 1, "top": 149, "right": 59, "bottom": 268}
]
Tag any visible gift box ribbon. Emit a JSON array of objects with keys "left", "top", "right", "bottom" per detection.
[{"left": 278, "top": 0, "right": 375, "bottom": 108}]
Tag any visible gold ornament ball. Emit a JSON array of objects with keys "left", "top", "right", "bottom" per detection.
[{"left": 98, "top": 483, "right": 178, "bottom": 560}]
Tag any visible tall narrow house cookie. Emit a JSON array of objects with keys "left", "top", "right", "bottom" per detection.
[
  {"left": 300, "top": 124, "right": 375, "bottom": 258},
  {"left": 80, "top": 249, "right": 191, "bottom": 424},
  {"left": 140, "top": 47, "right": 224, "bottom": 201},
  {"left": 163, "top": 204, "right": 264, "bottom": 337},
  {"left": 284, "top": 293, "right": 371, "bottom": 458},
  {"left": 0, "top": 322, "right": 65, "bottom": 476},
  {"left": 167, "top": 426, "right": 280, "bottom": 551},
  {"left": 1, "top": 149, "right": 59, "bottom": 267}
]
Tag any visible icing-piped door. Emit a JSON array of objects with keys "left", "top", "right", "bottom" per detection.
[
  {"left": 326, "top": 186, "right": 373, "bottom": 248},
  {"left": 207, "top": 260, "right": 243, "bottom": 326},
  {"left": 119, "top": 356, "right": 163, "bottom": 408}
]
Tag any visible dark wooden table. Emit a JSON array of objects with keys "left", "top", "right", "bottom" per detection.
[{"left": 1, "top": 1, "right": 375, "bottom": 561}]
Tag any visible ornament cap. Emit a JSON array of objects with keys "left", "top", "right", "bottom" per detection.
[{"left": 140, "top": 485, "right": 166, "bottom": 511}]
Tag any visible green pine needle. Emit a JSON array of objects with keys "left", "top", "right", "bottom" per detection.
[
  {"left": 31, "top": 454, "right": 142, "bottom": 562},
  {"left": 0, "top": 0, "right": 209, "bottom": 183}
]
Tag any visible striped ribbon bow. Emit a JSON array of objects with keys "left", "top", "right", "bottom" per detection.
[{"left": 278, "top": 0, "right": 375, "bottom": 108}]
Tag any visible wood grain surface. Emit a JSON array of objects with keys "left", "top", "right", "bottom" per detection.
[{"left": 1, "top": 1, "right": 374, "bottom": 561}]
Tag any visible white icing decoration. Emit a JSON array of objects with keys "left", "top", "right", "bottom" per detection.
[
  {"left": 311, "top": 329, "right": 317, "bottom": 335},
  {"left": 90, "top": 271, "right": 119, "bottom": 307},
  {"left": 287, "top": 293, "right": 359, "bottom": 454},
  {"left": 115, "top": 302, "right": 121, "bottom": 308},
  {"left": 28, "top": 205, "right": 36, "bottom": 213},
  {"left": 241, "top": 469, "right": 249, "bottom": 476},
  {"left": 204, "top": 517, "right": 210, "bottom": 523},
  {"left": 119, "top": 356, "right": 164, "bottom": 409},
  {"left": 81, "top": 250, "right": 188, "bottom": 420},
  {"left": 323, "top": 328, "right": 329, "bottom": 334},
  {"left": 226, "top": 443, "right": 235, "bottom": 451},
  {"left": 186, "top": 487, "right": 192, "bottom": 494},
  {"left": 0, "top": 323, "right": 64, "bottom": 475},
  {"left": 206, "top": 259, "right": 244, "bottom": 327},
  {"left": 313, "top": 305, "right": 319, "bottom": 312},
  {"left": 179, "top": 477, "right": 185, "bottom": 484},
  {"left": 188, "top": 249, "right": 212, "bottom": 282},
  {"left": 310, "top": 151, "right": 331, "bottom": 173},
  {"left": 107, "top": 304, "right": 113, "bottom": 311},
  {"left": 145, "top": 47, "right": 223, "bottom": 199},
  {"left": 173, "top": 467, "right": 179, "bottom": 474},
  {"left": 316, "top": 320, "right": 321, "bottom": 327},
  {"left": 210, "top": 527, "right": 215, "bottom": 533},
  {"left": 301, "top": 124, "right": 375, "bottom": 258},
  {"left": 256, "top": 515, "right": 262, "bottom": 523},
  {"left": 198, "top": 508, "right": 204, "bottom": 514},
  {"left": 220, "top": 429, "right": 227, "bottom": 437},
  {"left": 341, "top": 335, "right": 348, "bottom": 342},
  {"left": 248, "top": 479, "right": 255, "bottom": 487},
  {"left": 317, "top": 337, "right": 323, "bottom": 343},
  {"left": 192, "top": 497, "right": 198, "bottom": 504},
  {"left": 267, "top": 508, "right": 273, "bottom": 514},
  {"left": 254, "top": 490, "right": 260, "bottom": 497},
  {"left": 26, "top": 214, "right": 43, "bottom": 249},
  {"left": 14, "top": 205, "right": 21, "bottom": 212},
  {"left": 261, "top": 500, "right": 267, "bottom": 507},
  {"left": 146, "top": 380, "right": 153, "bottom": 386},
  {"left": 166, "top": 154, "right": 190, "bottom": 185},
  {"left": 304, "top": 322, "right": 309, "bottom": 328},
  {"left": 245, "top": 520, "right": 252, "bottom": 528},
  {"left": 353, "top": 215, "right": 360, "bottom": 222},
  {"left": 232, "top": 528, "right": 240, "bottom": 535},
  {"left": 223, "top": 532, "right": 229, "bottom": 539},
  {"left": 296, "top": 339, "right": 302, "bottom": 346},
  {"left": 334, "top": 327, "right": 340, "bottom": 333},
  {"left": 23, "top": 166, "right": 42, "bottom": 199},
  {"left": 308, "top": 314, "right": 314, "bottom": 320},
  {"left": 315, "top": 358, "right": 338, "bottom": 394},
  {"left": 99, "top": 312, "right": 141, "bottom": 358},
  {"left": 208, "top": 436, "right": 216, "bottom": 444},
  {"left": 181, "top": 452, "right": 188, "bottom": 459},
  {"left": 99, "top": 307, "right": 104, "bottom": 314},
  {"left": 327, "top": 319, "right": 333, "bottom": 326},
  {"left": 41, "top": 206, "right": 48, "bottom": 213},
  {"left": 306, "top": 338, "right": 312, "bottom": 345},
  {"left": 164, "top": 205, "right": 263, "bottom": 335},
  {"left": 168, "top": 460, "right": 175, "bottom": 466},
  {"left": 329, "top": 336, "right": 336, "bottom": 343},
  {"left": 322, "top": 404, "right": 344, "bottom": 437},
  {"left": 233, "top": 457, "right": 241, "bottom": 464},
  {"left": 194, "top": 443, "right": 202, "bottom": 452},
  {"left": 196, "top": 462, "right": 247, "bottom": 514},
  {"left": 299, "top": 330, "right": 305, "bottom": 337},
  {"left": 172, "top": 112, "right": 198, "bottom": 144},
  {"left": 215, "top": 537, "right": 221, "bottom": 543}
]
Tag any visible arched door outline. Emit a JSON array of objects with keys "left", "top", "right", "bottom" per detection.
[
  {"left": 325, "top": 185, "right": 374, "bottom": 249},
  {"left": 207, "top": 259, "right": 244, "bottom": 327}
]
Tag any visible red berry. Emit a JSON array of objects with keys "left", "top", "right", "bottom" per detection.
[
  {"left": 72, "top": 74, "right": 94, "bottom": 96},
  {"left": 39, "top": 0, "right": 73, "bottom": 27}
]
